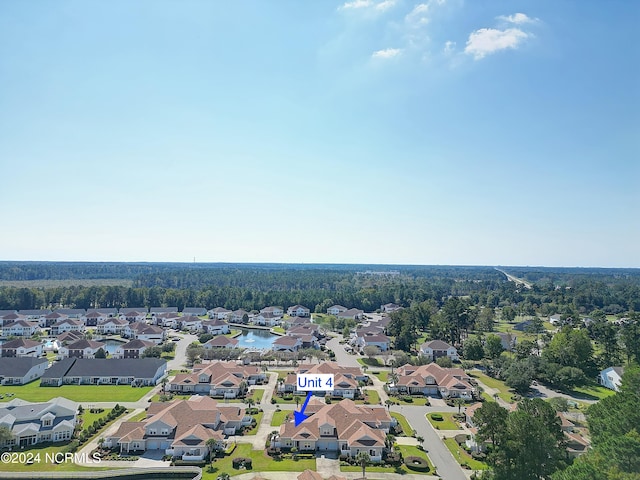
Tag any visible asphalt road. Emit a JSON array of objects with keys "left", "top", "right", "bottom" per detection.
[{"left": 393, "top": 405, "right": 468, "bottom": 480}]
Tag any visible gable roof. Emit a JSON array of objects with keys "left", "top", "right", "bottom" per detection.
[
  {"left": 48, "top": 358, "right": 165, "bottom": 378},
  {"left": 0, "top": 357, "right": 47, "bottom": 377}
]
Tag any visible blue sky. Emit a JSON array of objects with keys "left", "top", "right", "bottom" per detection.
[{"left": 0, "top": 0, "right": 638, "bottom": 267}]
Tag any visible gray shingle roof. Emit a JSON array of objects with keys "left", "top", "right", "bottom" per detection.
[{"left": 0, "top": 357, "right": 47, "bottom": 377}]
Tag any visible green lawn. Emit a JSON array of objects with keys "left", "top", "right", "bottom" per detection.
[
  {"left": 341, "top": 445, "right": 433, "bottom": 475},
  {"left": 270, "top": 410, "right": 291, "bottom": 426},
  {"left": 443, "top": 437, "right": 488, "bottom": 470},
  {"left": 354, "top": 389, "right": 381, "bottom": 405},
  {"left": 468, "top": 371, "right": 514, "bottom": 403},
  {"left": 272, "top": 395, "right": 303, "bottom": 405},
  {"left": 357, "top": 357, "right": 383, "bottom": 367},
  {"left": 0, "top": 381, "right": 153, "bottom": 403},
  {"left": 390, "top": 396, "right": 431, "bottom": 406},
  {"left": 391, "top": 412, "right": 414, "bottom": 437},
  {"left": 571, "top": 383, "right": 616, "bottom": 401},
  {"left": 276, "top": 370, "right": 292, "bottom": 380},
  {"left": 373, "top": 371, "right": 389, "bottom": 382},
  {"left": 247, "top": 388, "right": 265, "bottom": 403},
  {"left": 245, "top": 411, "right": 264, "bottom": 435},
  {"left": 224, "top": 329, "right": 242, "bottom": 338},
  {"left": 272, "top": 327, "right": 286, "bottom": 334},
  {"left": 427, "top": 412, "right": 461, "bottom": 431},
  {"left": 202, "top": 443, "right": 315, "bottom": 479}
]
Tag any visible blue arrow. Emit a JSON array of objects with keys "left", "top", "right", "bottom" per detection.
[{"left": 293, "top": 391, "right": 313, "bottom": 426}]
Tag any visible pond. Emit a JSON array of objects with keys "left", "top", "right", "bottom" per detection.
[{"left": 236, "top": 328, "right": 278, "bottom": 350}]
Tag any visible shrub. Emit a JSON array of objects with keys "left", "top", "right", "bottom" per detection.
[
  {"left": 430, "top": 413, "right": 443, "bottom": 421},
  {"left": 402, "top": 396, "right": 413, "bottom": 403},
  {"left": 404, "top": 456, "right": 429, "bottom": 472}
]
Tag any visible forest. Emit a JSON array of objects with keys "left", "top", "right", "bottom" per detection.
[{"left": 0, "top": 262, "right": 639, "bottom": 316}]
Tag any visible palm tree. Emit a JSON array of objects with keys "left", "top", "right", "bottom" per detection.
[
  {"left": 385, "top": 433, "right": 396, "bottom": 450},
  {"left": 385, "top": 399, "right": 393, "bottom": 410},
  {"left": 388, "top": 372, "right": 399, "bottom": 387},
  {"left": 246, "top": 397, "right": 255, "bottom": 410},
  {"left": 294, "top": 395, "right": 301, "bottom": 408},
  {"left": 454, "top": 398, "right": 465, "bottom": 415},
  {"left": 355, "top": 451, "right": 370, "bottom": 479},
  {"left": 416, "top": 435, "right": 424, "bottom": 448},
  {"left": 206, "top": 438, "right": 220, "bottom": 469}
]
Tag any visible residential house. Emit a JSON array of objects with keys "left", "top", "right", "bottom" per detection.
[
  {"left": 337, "top": 308, "right": 364, "bottom": 321},
  {"left": 254, "top": 312, "right": 281, "bottom": 327},
  {"left": 50, "top": 318, "right": 86, "bottom": 336},
  {"left": 96, "top": 318, "right": 128, "bottom": 335},
  {"left": 123, "top": 323, "right": 165, "bottom": 344},
  {"left": 40, "top": 358, "right": 166, "bottom": 387},
  {"left": 599, "top": 366, "right": 624, "bottom": 392},
  {"left": 273, "top": 399, "right": 393, "bottom": 461},
  {"left": 119, "top": 307, "right": 148, "bottom": 316},
  {"left": 260, "top": 306, "right": 284, "bottom": 317},
  {"left": 208, "top": 307, "right": 232, "bottom": 320},
  {"left": 549, "top": 314, "right": 562, "bottom": 325},
  {"left": 104, "top": 396, "right": 251, "bottom": 458},
  {"left": 287, "top": 305, "right": 311, "bottom": 317},
  {"left": 327, "top": 305, "right": 347, "bottom": 316},
  {"left": 0, "top": 397, "right": 78, "bottom": 448},
  {"left": 2, "top": 320, "right": 40, "bottom": 337},
  {"left": 18, "top": 309, "right": 52, "bottom": 322},
  {"left": 354, "top": 333, "right": 391, "bottom": 352},
  {"left": 0, "top": 338, "right": 43, "bottom": 358},
  {"left": 150, "top": 307, "right": 178, "bottom": 318},
  {"left": 120, "top": 310, "right": 148, "bottom": 323},
  {"left": 114, "top": 339, "right": 157, "bottom": 359},
  {"left": 230, "top": 309, "right": 250, "bottom": 324},
  {"left": 58, "top": 339, "right": 106, "bottom": 359},
  {"left": 178, "top": 316, "right": 203, "bottom": 332},
  {"left": 0, "top": 357, "right": 48, "bottom": 385},
  {"left": 288, "top": 324, "right": 322, "bottom": 338},
  {"left": 83, "top": 310, "right": 108, "bottom": 327},
  {"left": 0, "top": 310, "right": 18, "bottom": 327},
  {"left": 43, "top": 311, "right": 69, "bottom": 327},
  {"left": 92, "top": 308, "right": 118, "bottom": 317},
  {"left": 272, "top": 336, "right": 302, "bottom": 352},
  {"left": 181, "top": 307, "right": 207, "bottom": 317},
  {"left": 155, "top": 312, "right": 180, "bottom": 328},
  {"left": 381, "top": 303, "right": 402, "bottom": 313},
  {"left": 279, "top": 362, "right": 367, "bottom": 397},
  {"left": 298, "top": 471, "right": 346, "bottom": 480},
  {"left": 203, "top": 336, "right": 239, "bottom": 350},
  {"left": 166, "top": 361, "right": 266, "bottom": 397},
  {"left": 202, "top": 318, "right": 231, "bottom": 335},
  {"left": 56, "top": 331, "right": 84, "bottom": 345},
  {"left": 54, "top": 308, "right": 86, "bottom": 318},
  {"left": 391, "top": 363, "right": 474, "bottom": 399},
  {"left": 419, "top": 340, "right": 459, "bottom": 361}
]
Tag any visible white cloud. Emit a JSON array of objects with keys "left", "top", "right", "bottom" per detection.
[
  {"left": 338, "top": 0, "right": 397, "bottom": 11},
  {"left": 497, "top": 13, "right": 538, "bottom": 25},
  {"left": 372, "top": 47, "right": 402, "bottom": 58},
  {"left": 464, "top": 28, "right": 529, "bottom": 60},
  {"left": 375, "top": 0, "right": 397, "bottom": 11},
  {"left": 405, "top": 0, "right": 446, "bottom": 26},
  {"left": 443, "top": 40, "right": 456, "bottom": 55},
  {"left": 339, "top": 0, "right": 373, "bottom": 9}
]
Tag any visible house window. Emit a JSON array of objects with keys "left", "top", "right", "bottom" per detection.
[
  {"left": 42, "top": 419, "right": 52, "bottom": 427},
  {"left": 370, "top": 449, "right": 375, "bottom": 456}
]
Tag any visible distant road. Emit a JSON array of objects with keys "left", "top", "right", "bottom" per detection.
[{"left": 495, "top": 268, "right": 533, "bottom": 289}]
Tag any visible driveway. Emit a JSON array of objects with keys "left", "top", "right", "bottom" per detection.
[
  {"left": 393, "top": 405, "right": 467, "bottom": 480},
  {"left": 327, "top": 335, "right": 361, "bottom": 368}
]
